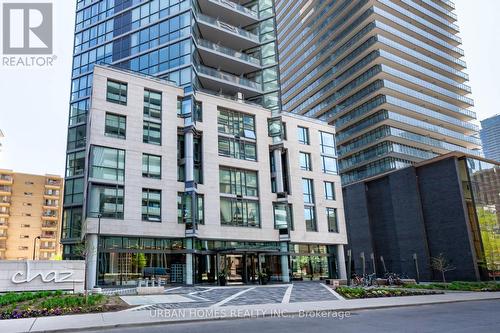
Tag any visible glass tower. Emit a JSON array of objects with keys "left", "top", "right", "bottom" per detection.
[
  {"left": 480, "top": 114, "right": 500, "bottom": 162},
  {"left": 275, "top": 0, "right": 481, "bottom": 185},
  {"left": 62, "top": 0, "right": 280, "bottom": 255}
]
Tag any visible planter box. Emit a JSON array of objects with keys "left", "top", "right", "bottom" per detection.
[{"left": 137, "top": 286, "right": 164, "bottom": 295}]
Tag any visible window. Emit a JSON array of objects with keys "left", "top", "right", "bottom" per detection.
[
  {"left": 218, "top": 108, "right": 256, "bottom": 139},
  {"left": 218, "top": 137, "right": 257, "bottom": 161},
  {"left": 105, "top": 113, "right": 126, "bottom": 139},
  {"left": 322, "top": 156, "right": 338, "bottom": 175},
  {"left": 319, "top": 131, "right": 336, "bottom": 155},
  {"left": 178, "top": 133, "right": 203, "bottom": 183},
  {"left": 304, "top": 206, "right": 317, "bottom": 232},
  {"left": 107, "top": 80, "right": 127, "bottom": 105},
  {"left": 327, "top": 208, "right": 339, "bottom": 233},
  {"left": 219, "top": 167, "right": 258, "bottom": 197},
  {"left": 62, "top": 207, "right": 82, "bottom": 240},
  {"left": 220, "top": 198, "right": 260, "bottom": 228},
  {"left": 21, "top": 224, "right": 30, "bottom": 228},
  {"left": 143, "top": 121, "right": 161, "bottom": 145},
  {"left": 142, "top": 189, "right": 161, "bottom": 222},
  {"left": 297, "top": 126, "right": 309, "bottom": 145},
  {"left": 144, "top": 89, "right": 162, "bottom": 119},
  {"left": 66, "top": 151, "right": 85, "bottom": 177},
  {"left": 88, "top": 184, "right": 124, "bottom": 219},
  {"left": 67, "top": 124, "right": 86, "bottom": 150},
  {"left": 64, "top": 178, "right": 84, "bottom": 205},
  {"left": 142, "top": 154, "right": 161, "bottom": 179},
  {"left": 20, "top": 235, "right": 29, "bottom": 239},
  {"left": 177, "top": 193, "right": 204, "bottom": 225},
  {"left": 273, "top": 203, "right": 293, "bottom": 230},
  {"left": 23, "top": 203, "right": 32, "bottom": 206},
  {"left": 299, "top": 152, "right": 312, "bottom": 171},
  {"left": 90, "top": 146, "right": 125, "bottom": 182},
  {"left": 324, "top": 181, "right": 336, "bottom": 200},
  {"left": 178, "top": 97, "right": 202, "bottom": 122},
  {"left": 302, "top": 178, "right": 314, "bottom": 204},
  {"left": 24, "top": 192, "right": 33, "bottom": 196}
]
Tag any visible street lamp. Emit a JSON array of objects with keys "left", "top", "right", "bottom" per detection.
[
  {"left": 96, "top": 213, "right": 102, "bottom": 288},
  {"left": 32, "top": 236, "right": 41, "bottom": 260}
]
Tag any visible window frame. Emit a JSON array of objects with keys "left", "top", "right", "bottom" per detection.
[{"left": 106, "top": 79, "right": 128, "bottom": 105}]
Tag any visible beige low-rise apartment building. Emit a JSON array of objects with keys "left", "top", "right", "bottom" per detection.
[
  {"left": 0, "top": 170, "right": 63, "bottom": 260},
  {"left": 62, "top": 66, "right": 347, "bottom": 288}
]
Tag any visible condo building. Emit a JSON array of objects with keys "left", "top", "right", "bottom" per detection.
[
  {"left": 64, "top": 0, "right": 281, "bottom": 261},
  {"left": 72, "top": 66, "right": 346, "bottom": 288},
  {"left": 275, "top": 0, "right": 481, "bottom": 185},
  {"left": 0, "top": 170, "right": 63, "bottom": 260},
  {"left": 480, "top": 114, "right": 500, "bottom": 162}
]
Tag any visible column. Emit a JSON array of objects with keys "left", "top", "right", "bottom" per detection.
[
  {"left": 85, "top": 234, "right": 98, "bottom": 290},
  {"left": 280, "top": 242, "right": 290, "bottom": 283},
  {"left": 184, "top": 129, "right": 194, "bottom": 185},
  {"left": 273, "top": 148, "right": 284, "bottom": 193},
  {"left": 337, "top": 244, "right": 347, "bottom": 280},
  {"left": 185, "top": 238, "right": 193, "bottom": 285}
]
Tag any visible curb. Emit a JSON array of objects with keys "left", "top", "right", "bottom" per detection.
[{"left": 35, "top": 296, "right": 500, "bottom": 333}]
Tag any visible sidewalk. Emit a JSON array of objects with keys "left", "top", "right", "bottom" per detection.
[{"left": 1, "top": 292, "right": 499, "bottom": 332}]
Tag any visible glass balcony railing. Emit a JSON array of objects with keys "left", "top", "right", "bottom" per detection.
[
  {"left": 195, "top": 63, "right": 263, "bottom": 92},
  {"left": 196, "top": 38, "right": 260, "bottom": 65},
  {"left": 196, "top": 13, "right": 259, "bottom": 42},
  {"left": 209, "top": 0, "right": 258, "bottom": 18}
]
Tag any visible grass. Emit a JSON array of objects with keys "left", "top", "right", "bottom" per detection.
[
  {"left": 0, "top": 292, "right": 128, "bottom": 320},
  {"left": 403, "top": 281, "right": 500, "bottom": 292},
  {"left": 336, "top": 286, "right": 443, "bottom": 299}
]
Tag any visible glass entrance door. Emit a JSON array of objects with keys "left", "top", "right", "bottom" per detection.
[{"left": 226, "top": 255, "right": 243, "bottom": 283}]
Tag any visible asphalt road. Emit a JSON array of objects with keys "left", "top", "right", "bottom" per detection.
[{"left": 84, "top": 300, "right": 500, "bottom": 333}]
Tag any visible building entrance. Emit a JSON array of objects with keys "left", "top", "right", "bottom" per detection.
[{"left": 222, "top": 253, "right": 260, "bottom": 284}]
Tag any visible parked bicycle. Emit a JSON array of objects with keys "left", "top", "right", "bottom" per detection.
[{"left": 384, "top": 272, "right": 402, "bottom": 286}]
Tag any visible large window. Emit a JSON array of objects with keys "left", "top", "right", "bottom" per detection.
[
  {"left": 64, "top": 178, "right": 84, "bottom": 205},
  {"left": 304, "top": 206, "right": 317, "bottom": 232},
  {"left": 218, "top": 137, "right": 257, "bottom": 161},
  {"left": 220, "top": 198, "right": 260, "bottom": 228},
  {"left": 67, "top": 125, "right": 86, "bottom": 150},
  {"left": 142, "top": 154, "right": 161, "bottom": 179},
  {"left": 144, "top": 89, "right": 162, "bottom": 119},
  {"left": 106, "top": 80, "right": 127, "bottom": 105},
  {"left": 219, "top": 167, "right": 258, "bottom": 197},
  {"left": 273, "top": 203, "right": 293, "bottom": 230},
  {"left": 143, "top": 121, "right": 161, "bottom": 145},
  {"left": 299, "top": 152, "right": 312, "bottom": 171},
  {"left": 218, "top": 108, "right": 256, "bottom": 139},
  {"left": 178, "top": 134, "right": 203, "bottom": 183},
  {"left": 142, "top": 189, "right": 161, "bottom": 222},
  {"left": 177, "top": 193, "right": 204, "bottom": 225},
  {"left": 324, "top": 181, "right": 336, "bottom": 201},
  {"left": 327, "top": 208, "right": 338, "bottom": 233},
  {"left": 322, "top": 156, "right": 338, "bottom": 175},
  {"left": 297, "top": 126, "right": 310, "bottom": 145},
  {"left": 62, "top": 207, "right": 82, "bottom": 240},
  {"left": 66, "top": 151, "right": 85, "bottom": 177},
  {"left": 88, "top": 184, "right": 124, "bottom": 219},
  {"left": 302, "top": 178, "right": 314, "bottom": 204},
  {"left": 319, "top": 131, "right": 336, "bottom": 155},
  {"left": 105, "top": 113, "right": 126, "bottom": 139},
  {"left": 90, "top": 146, "right": 125, "bottom": 182}
]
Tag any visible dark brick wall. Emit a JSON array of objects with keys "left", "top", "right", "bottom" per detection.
[{"left": 417, "top": 158, "right": 480, "bottom": 281}]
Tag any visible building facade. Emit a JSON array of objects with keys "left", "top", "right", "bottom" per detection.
[
  {"left": 71, "top": 66, "right": 347, "bottom": 288},
  {"left": 480, "top": 114, "right": 500, "bottom": 162},
  {"left": 64, "top": 0, "right": 282, "bottom": 259},
  {"left": 0, "top": 170, "right": 63, "bottom": 260},
  {"left": 343, "top": 153, "right": 499, "bottom": 281},
  {"left": 275, "top": 0, "right": 481, "bottom": 185}
]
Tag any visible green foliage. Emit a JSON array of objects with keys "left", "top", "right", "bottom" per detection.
[
  {"left": 404, "top": 281, "right": 500, "bottom": 292},
  {"left": 336, "top": 287, "right": 441, "bottom": 299},
  {"left": 0, "top": 291, "right": 62, "bottom": 307},
  {"left": 39, "top": 294, "right": 104, "bottom": 309}
]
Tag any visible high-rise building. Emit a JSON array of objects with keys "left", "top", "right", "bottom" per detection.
[
  {"left": 0, "top": 170, "right": 63, "bottom": 260},
  {"left": 73, "top": 65, "right": 347, "bottom": 288},
  {"left": 64, "top": 0, "right": 281, "bottom": 259},
  {"left": 480, "top": 114, "right": 500, "bottom": 162},
  {"left": 275, "top": 0, "right": 481, "bottom": 185}
]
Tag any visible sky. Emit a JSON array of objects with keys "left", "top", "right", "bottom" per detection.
[{"left": 0, "top": 0, "right": 499, "bottom": 176}]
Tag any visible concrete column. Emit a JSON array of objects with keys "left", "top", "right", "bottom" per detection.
[
  {"left": 337, "top": 245, "right": 347, "bottom": 280},
  {"left": 280, "top": 242, "right": 290, "bottom": 283},
  {"left": 85, "top": 234, "right": 98, "bottom": 290},
  {"left": 184, "top": 130, "right": 194, "bottom": 183},
  {"left": 185, "top": 238, "right": 193, "bottom": 285},
  {"left": 273, "top": 148, "right": 284, "bottom": 193}
]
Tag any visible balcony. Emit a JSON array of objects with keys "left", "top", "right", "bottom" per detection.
[
  {"left": 0, "top": 186, "right": 11, "bottom": 196},
  {"left": 0, "top": 197, "right": 10, "bottom": 207},
  {"left": 0, "top": 233, "right": 7, "bottom": 240},
  {"left": 45, "top": 179, "right": 62, "bottom": 189},
  {"left": 40, "top": 233, "right": 57, "bottom": 240},
  {"left": 194, "top": 63, "right": 263, "bottom": 98},
  {"left": 0, "top": 222, "right": 8, "bottom": 229},
  {"left": 44, "top": 192, "right": 60, "bottom": 200},
  {"left": 196, "top": 13, "right": 260, "bottom": 50},
  {"left": 0, "top": 175, "right": 13, "bottom": 186},
  {"left": 40, "top": 246, "right": 57, "bottom": 251},
  {"left": 42, "top": 213, "right": 58, "bottom": 221},
  {"left": 198, "top": 0, "right": 259, "bottom": 27},
  {"left": 42, "top": 222, "right": 58, "bottom": 231},
  {"left": 195, "top": 38, "right": 261, "bottom": 75}
]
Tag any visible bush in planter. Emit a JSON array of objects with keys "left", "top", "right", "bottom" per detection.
[
  {"left": 218, "top": 268, "right": 229, "bottom": 286},
  {"left": 258, "top": 271, "right": 268, "bottom": 285}
]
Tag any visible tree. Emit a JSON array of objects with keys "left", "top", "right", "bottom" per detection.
[{"left": 431, "top": 253, "right": 456, "bottom": 283}]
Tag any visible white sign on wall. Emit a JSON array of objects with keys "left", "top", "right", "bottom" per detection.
[{"left": 0, "top": 260, "right": 85, "bottom": 293}]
